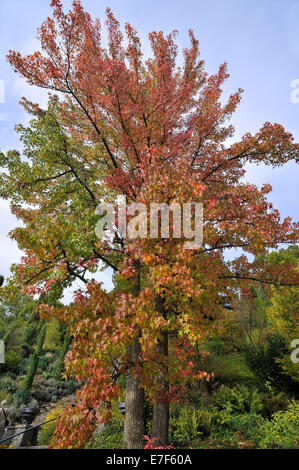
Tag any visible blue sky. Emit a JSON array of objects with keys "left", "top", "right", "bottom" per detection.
[{"left": 0, "top": 0, "right": 298, "bottom": 301}]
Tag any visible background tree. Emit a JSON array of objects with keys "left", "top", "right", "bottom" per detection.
[
  {"left": 54, "top": 325, "right": 71, "bottom": 380},
  {"left": 265, "top": 246, "right": 299, "bottom": 339},
  {"left": 22, "top": 320, "right": 46, "bottom": 391}
]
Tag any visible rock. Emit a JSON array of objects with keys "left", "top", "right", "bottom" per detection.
[{"left": 28, "top": 399, "right": 39, "bottom": 410}]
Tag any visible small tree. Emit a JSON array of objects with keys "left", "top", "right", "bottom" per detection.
[
  {"left": 22, "top": 320, "right": 46, "bottom": 391},
  {"left": 54, "top": 326, "right": 71, "bottom": 380}
]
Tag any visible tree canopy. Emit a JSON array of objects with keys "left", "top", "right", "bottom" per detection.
[{"left": 1, "top": 0, "right": 298, "bottom": 448}]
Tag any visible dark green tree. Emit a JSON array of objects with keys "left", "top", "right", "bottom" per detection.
[
  {"left": 22, "top": 320, "right": 47, "bottom": 391},
  {"left": 54, "top": 326, "right": 71, "bottom": 380}
]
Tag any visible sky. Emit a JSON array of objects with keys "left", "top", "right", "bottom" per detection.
[{"left": 0, "top": 0, "right": 298, "bottom": 302}]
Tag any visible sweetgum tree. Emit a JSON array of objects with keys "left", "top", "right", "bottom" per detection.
[{"left": 1, "top": 0, "right": 298, "bottom": 447}]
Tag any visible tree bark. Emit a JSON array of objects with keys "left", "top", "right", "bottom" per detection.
[
  {"left": 124, "top": 260, "right": 145, "bottom": 448},
  {"left": 151, "top": 295, "right": 169, "bottom": 447}
]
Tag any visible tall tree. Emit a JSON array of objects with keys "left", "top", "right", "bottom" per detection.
[
  {"left": 1, "top": 0, "right": 298, "bottom": 448},
  {"left": 54, "top": 325, "right": 71, "bottom": 380},
  {"left": 22, "top": 320, "right": 46, "bottom": 391}
]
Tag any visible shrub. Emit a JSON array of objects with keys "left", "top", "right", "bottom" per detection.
[
  {"left": 170, "top": 406, "right": 213, "bottom": 443},
  {"left": 0, "top": 350, "right": 21, "bottom": 373},
  {"left": 276, "top": 354, "right": 299, "bottom": 385},
  {"left": 6, "top": 324, "right": 24, "bottom": 350},
  {"left": 261, "top": 391, "right": 290, "bottom": 419},
  {"left": 86, "top": 419, "right": 124, "bottom": 449},
  {"left": 194, "top": 409, "right": 213, "bottom": 438},
  {"left": 38, "top": 355, "right": 51, "bottom": 372},
  {"left": 211, "top": 409, "right": 232, "bottom": 428},
  {"left": 16, "top": 356, "right": 30, "bottom": 375},
  {"left": 228, "top": 413, "right": 265, "bottom": 444},
  {"left": 143, "top": 435, "right": 173, "bottom": 449},
  {"left": 0, "top": 375, "right": 16, "bottom": 393},
  {"left": 41, "top": 371, "right": 52, "bottom": 380},
  {"left": 43, "top": 321, "right": 61, "bottom": 352},
  {"left": 207, "top": 411, "right": 266, "bottom": 446},
  {"left": 13, "top": 388, "right": 32, "bottom": 406},
  {"left": 213, "top": 384, "right": 263, "bottom": 415},
  {"left": 207, "top": 340, "right": 226, "bottom": 356},
  {"left": 244, "top": 333, "right": 294, "bottom": 391},
  {"left": 65, "top": 379, "right": 78, "bottom": 394},
  {"left": 86, "top": 403, "right": 124, "bottom": 449},
  {"left": 207, "top": 353, "right": 258, "bottom": 386},
  {"left": 197, "top": 436, "right": 239, "bottom": 449},
  {"left": 257, "top": 401, "right": 299, "bottom": 449},
  {"left": 38, "top": 406, "right": 64, "bottom": 446},
  {"left": 0, "top": 390, "right": 10, "bottom": 403},
  {"left": 31, "top": 377, "right": 77, "bottom": 402}
]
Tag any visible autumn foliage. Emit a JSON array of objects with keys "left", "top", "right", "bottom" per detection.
[{"left": 0, "top": 0, "right": 298, "bottom": 448}]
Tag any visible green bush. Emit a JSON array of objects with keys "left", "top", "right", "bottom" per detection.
[
  {"left": 16, "top": 356, "right": 30, "bottom": 375},
  {"left": 38, "top": 406, "right": 63, "bottom": 446},
  {"left": 213, "top": 384, "right": 263, "bottom": 415},
  {"left": 228, "top": 413, "right": 265, "bottom": 444},
  {"left": 201, "top": 410, "right": 267, "bottom": 447},
  {"left": 43, "top": 321, "right": 61, "bottom": 352},
  {"left": 170, "top": 406, "right": 213, "bottom": 443},
  {"left": 86, "top": 404, "right": 124, "bottom": 449},
  {"left": 0, "top": 350, "right": 21, "bottom": 373},
  {"left": 65, "top": 379, "right": 79, "bottom": 394},
  {"left": 257, "top": 401, "right": 299, "bottom": 449},
  {"left": 0, "top": 375, "right": 16, "bottom": 393},
  {"left": 13, "top": 388, "right": 32, "bottom": 406},
  {"left": 207, "top": 340, "right": 226, "bottom": 356},
  {"left": 208, "top": 353, "right": 258, "bottom": 386},
  {"left": 172, "top": 406, "right": 200, "bottom": 442},
  {"left": 38, "top": 355, "right": 51, "bottom": 372},
  {"left": 261, "top": 391, "right": 290, "bottom": 419},
  {"left": 86, "top": 420, "right": 124, "bottom": 449},
  {"left": 211, "top": 408, "right": 233, "bottom": 428},
  {"left": 207, "top": 409, "right": 264, "bottom": 445},
  {"left": 39, "top": 420, "right": 56, "bottom": 446},
  {"left": 244, "top": 333, "right": 294, "bottom": 391},
  {"left": 197, "top": 436, "right": 240, "bottom": 449},
  {"left": 31, "top": 377, "right": 79, "bottom": 402},
  {"left": 6, "top": 324, "right": 25, "bottom": 350},
  {"left": 0, "top": 390, "right": 10, "bottom": 403},
  {"left": 193, "top": 409, "right": 213, "bottom": 438}
]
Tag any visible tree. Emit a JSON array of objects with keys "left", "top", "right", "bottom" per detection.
[
  {"left": 54, "top": 325, "right": 71, "bottom": 380},
  {"left": 265, "top": 246, "right": 299, "bottom": 338},
  {"left": 22, "top": 320, "right": 47, "bottom": 391},
  {"left": 1, "top": 0, "right": 298, "bottom": 448},
  {"left": 0, "top": 293, "right": 37, "bottom": 348}
]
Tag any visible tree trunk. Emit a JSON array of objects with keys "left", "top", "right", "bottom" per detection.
[
  {"left": 124, "top": 339, "right": 145, "bottom": 448},
  {"left": 124, "top": 260, "right": 145, "bottom": 448},
  {"left": 151, "top": 295, "right": 169, "bottom": 447}
]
